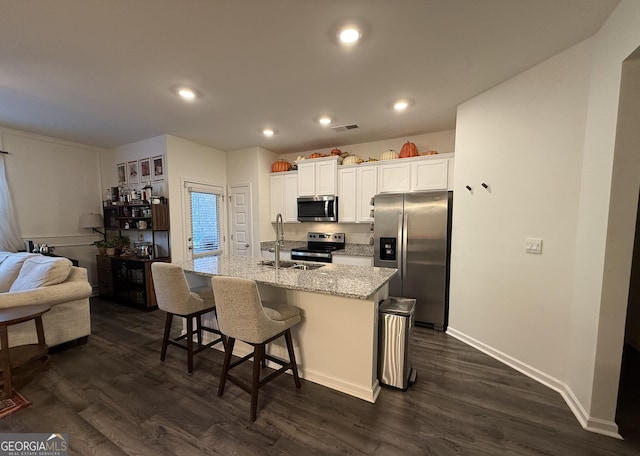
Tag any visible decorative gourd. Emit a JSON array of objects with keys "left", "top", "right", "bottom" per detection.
[
  {"left": 399, "top": 141, "right": 419, "bottom": 158},
  {"left": 308, "top": 152, "right": 324, "bottom": 159},
  {"left": 330, "top": 148, "right": 342, "bottom": 156},
  {"left": 380, "top": 149, "right": 399, "bottom": 161},
  {"left": 421, "top": 150, "right": 438, "bottom": 156},
  {"left": 271, "top": 159, "right": 292, "bottom": 172},
  {"left": 342, "top": 155, "right": 362, "bottom": 165}
]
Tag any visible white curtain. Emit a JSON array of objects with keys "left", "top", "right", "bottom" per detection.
[{"left": 0, "top": 154, "right": 23, "bottom": 252}]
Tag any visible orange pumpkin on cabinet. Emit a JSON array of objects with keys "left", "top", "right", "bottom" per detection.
[
  {"left": 271, "top": 159, "right": 292, "bottom": 172},
  {"left": 399, "top": 141, "right": 419, "bottom": 158},
  {"left": 308, "top": 152, "right": 324, "bottom": 159}
]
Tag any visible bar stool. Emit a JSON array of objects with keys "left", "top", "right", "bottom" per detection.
[
  {"left": 151, "top": 263, "right": 225, "bottom": 374},
  {"left": 211, "top": 276, "right": 301, "bottom": 421}
]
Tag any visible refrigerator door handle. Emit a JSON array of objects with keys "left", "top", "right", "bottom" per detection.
[
  {"left": 402, "top": 213, "right": 408, "bottom": 282},
  {"left": 397, "top": 213, "right": 404, "bottom": 280}
]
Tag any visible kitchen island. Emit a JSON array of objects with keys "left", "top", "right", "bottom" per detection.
[{"left": 181, "top": 255, "right": 397, "bottom": 403}]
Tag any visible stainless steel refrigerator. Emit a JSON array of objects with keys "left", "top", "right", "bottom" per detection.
[{"left": 373, "top": 191, "right": 452, "bottom": 330}]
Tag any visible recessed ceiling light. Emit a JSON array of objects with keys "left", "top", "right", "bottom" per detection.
[
  {"left": 338, "top": 26, "right": 362, "bottom": 45},
  {"left": 317, "top": 115, "right": 335, "bottom": 126},
  {"left": 260, "top": 128, "right": 278, "bottom": 137},
  {"left": 171, "top": 85, "right": 202, "bottom": 101},
  {"left": 392, "top": 99, "right": 413, "bottom": 111},
  {"left": 178, "top": 88, "right": 196, "bottom": 100}
]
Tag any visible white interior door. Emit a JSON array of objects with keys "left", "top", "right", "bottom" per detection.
[
  {"left": 229, "top": 183, "right": 253, "bottom": 256},
  {"left": 183, "top": 181, "right": 225, "bottom": 261}
]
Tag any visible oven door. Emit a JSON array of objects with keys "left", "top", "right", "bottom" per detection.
[{"left": 290, "top": 249, "right": 333, "bottom": 263}]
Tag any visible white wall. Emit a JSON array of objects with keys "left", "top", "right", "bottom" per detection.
[
  {"left": 166, "top": 135, "right": 227, "bottom": 263},
  {"left": 580, "top": 0, "right": 640, "bottom": 426},
  {"left": 101, "top": 135, "right": 168, "bottom": 197},
  {"left": 100, "top": 134, "right": 227, "bottom": 264},
  {"left": 618, "top": 57, "right": 640, "bottom": 352},
  {"left": 1, "top": 127, "right": 104, "bottom": 285},
  {"left": 226, "top": 146, "right": 277, "bottom": 253},
  {"left": 450, "top": 36, "right": 592, "bottom": 389},
  {"left": 449, "top": 0, "right": 640, "bottom": 437}
]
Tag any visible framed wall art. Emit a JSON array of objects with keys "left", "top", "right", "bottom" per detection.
[
  {"left": 139, "top": 157, "right": 151, "bottom": 181},
  {"left": 128, "top": 160, "right": 139, "bottom": 185},
  {"left": 152, "top": 154, "right": 165, "bottom": 182},
  {"left": 117, "top": 162, "right": 127, "bottom": 186}
]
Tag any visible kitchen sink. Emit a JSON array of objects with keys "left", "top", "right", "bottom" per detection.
[{"left": 259, "top": 260, "right": 324, "bottom": 270}]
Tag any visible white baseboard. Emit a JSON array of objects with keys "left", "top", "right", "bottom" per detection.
[{"left": 446, "top": 327, "right": 622, "bottom": 440}]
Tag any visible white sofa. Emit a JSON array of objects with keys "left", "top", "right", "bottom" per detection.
[{"left": 0, "top": 251, "right": 92, "bottom": 348}]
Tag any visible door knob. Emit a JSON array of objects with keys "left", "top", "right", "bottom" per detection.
[{"left": 244, "top": 243, "right": 250, "bottom": 247}]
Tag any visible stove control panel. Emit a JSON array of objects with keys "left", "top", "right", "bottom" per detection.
[{"left": 307, "top": 232, "right": 345, "bottom": 243}]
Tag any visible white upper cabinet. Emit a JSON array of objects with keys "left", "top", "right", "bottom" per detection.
[
  {"left": 378, "top": 161, "right": 411, "bottom": 193},
  {"left": 337, "top": 163, "right": 378, "bottom": 223},
  {"left": 411, "top": 158, "right": 449, "bottom": 191},
  {"left": 296, "top": 156, "right": 339, "bottom": 196},
  {"left": 356, "top": 166, "right": 377, "bottom": 222},
  {"left": 269, "top": 171, "right": 298, "bottom": 222},
  {"left": 338, "top": 167, "right": 357, "bottom": 223},
  {"left": 378, "top": 154, "right": 453, "bottom": 193}
]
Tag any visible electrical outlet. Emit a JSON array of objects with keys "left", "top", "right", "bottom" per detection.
[{"left": 525, "top": 238, "right": 543, "bottom": 254}]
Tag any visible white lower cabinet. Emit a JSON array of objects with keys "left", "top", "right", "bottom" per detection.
[
  {"left": 332, "top": 255, "right": 373, "bottom": 267},
  {"left": 269, "top": 172, "right": 298, "bottom": 222}
]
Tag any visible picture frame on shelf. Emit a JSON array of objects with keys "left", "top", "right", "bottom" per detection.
[
  {"left": 128, "top": 160, "right": 139, "bottom": 185},
  {"left": 152, "top": 154, "right": 165, "bottom": 182},
  {"left": 117, "top": 162, "right": 127, "bottom": 186},
  {"left": 139, "top": 157, "right": 151, "bottom": 181}
]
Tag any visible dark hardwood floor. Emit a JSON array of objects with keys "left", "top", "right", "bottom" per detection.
[{"left": 1, "top": 297, "right": 638, "bottom": 455}]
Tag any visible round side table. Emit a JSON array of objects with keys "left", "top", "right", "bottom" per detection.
[{"left": 0, "top": 303, "right": 51, "bottom": 398}]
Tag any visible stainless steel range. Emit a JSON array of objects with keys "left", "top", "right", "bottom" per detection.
[{"left": 290, "top": 232, "right": 345, "bottom": 263}]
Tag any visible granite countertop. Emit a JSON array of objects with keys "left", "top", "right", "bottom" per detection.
[
  {"left": 259, "top": 241, "right": 374, "bottom": 257},
  {"left": 180, "top": 255, "right": 396, "bottom": 300}
]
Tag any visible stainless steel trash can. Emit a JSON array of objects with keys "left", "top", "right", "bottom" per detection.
[{"left": 378, "top": 296, "right": 417, "bottom": 390}]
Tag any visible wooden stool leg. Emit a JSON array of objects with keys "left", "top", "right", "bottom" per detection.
[
  {"left": 218, "top": 337, "right": 235, "bottom": 396},
  {"left": 0, "top": 325, "right": 11, "bottom": 398},
  {"left": 186, "top": 316, "right": 194, "bottom": 374},
  {"left": 196, "top": 315, "right": 203, "bottom": 347},
  {"left": 251, "top": 344, "right": 264, "bottom": 421},
  {"left": 285, "top": 329, "right": 301, "bottom": 389},
  {"left": 160, "top": 313, "right": 173, "bottom": 361}
]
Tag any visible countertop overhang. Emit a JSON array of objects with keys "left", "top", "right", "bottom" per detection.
[{"left": 180, "top": 255, "right": 396, "bottom": 300}]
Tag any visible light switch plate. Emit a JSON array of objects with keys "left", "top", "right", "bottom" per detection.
[{"left": 525, "top": 238, "right": 543, "bottom": 254}]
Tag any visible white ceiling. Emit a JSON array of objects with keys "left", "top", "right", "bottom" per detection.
[{"left": 0, "top": 0, "right": 619, "bottom": 154}]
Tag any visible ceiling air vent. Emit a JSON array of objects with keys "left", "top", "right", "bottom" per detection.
[{"left": 331, "top": 123, "right": 359, "bottom": 132}]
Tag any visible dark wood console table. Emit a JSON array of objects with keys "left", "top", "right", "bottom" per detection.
[{"left": 0, "top": 304, "right": 51, "bottom": 398}]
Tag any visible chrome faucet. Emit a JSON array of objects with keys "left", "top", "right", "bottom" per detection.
[{"left": 274, "top": 213, "right": 285, "bottom": 269}]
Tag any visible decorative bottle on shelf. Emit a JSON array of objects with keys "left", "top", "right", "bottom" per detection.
[{"left": 142, "top": 182, "right": 153, "bottom": 203}]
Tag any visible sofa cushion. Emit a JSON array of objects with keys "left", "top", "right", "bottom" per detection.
[
  {"left": 0, "top": 252, "right": 37, "bottom": 292},
  {"left": 0, "top": 251, "right": 11, "bottom": 264},
  {"left": 9, "top": 256, "right": 73, "bottom": 292}
]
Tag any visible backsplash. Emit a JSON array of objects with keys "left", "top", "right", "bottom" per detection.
[{"left": 274, "top": 222, "right": 373, "bottom": 245}]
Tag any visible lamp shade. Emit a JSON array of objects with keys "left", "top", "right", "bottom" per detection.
[{"left": 80, "top": 213, "right": 103, "bottom": 229}]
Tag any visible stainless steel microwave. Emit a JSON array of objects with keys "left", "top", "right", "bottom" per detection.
[{"left": 297, "top": 195, "right": 338, "bottom": 222}]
